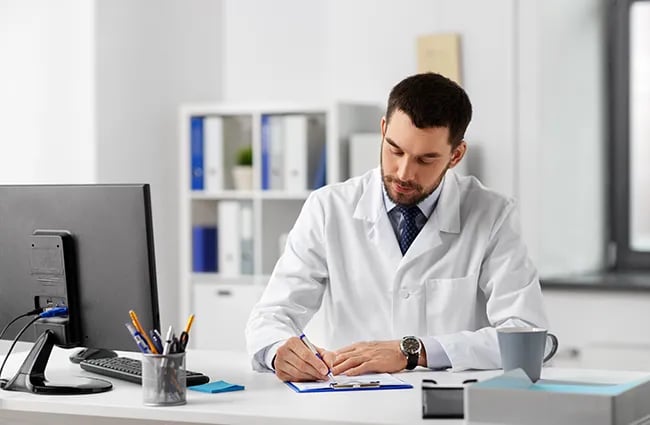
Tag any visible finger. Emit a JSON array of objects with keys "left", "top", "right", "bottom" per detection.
[
  {"left": 317, "top": 348, "right": 337, "bottom": 369},
  {"left": 286, "top": 352, "right": 327, "bottom": 380},
  {"left": 332, "top": 356, "right": 365, "bottom": 375},
  {"left": 289, "top": 340, "right": 329, "bottom": 377},
  {"left": 284, "top": 340, "right": 329, "bottom": 378},
  {"left": 276, "top": 360, "right": 320, "bottom": 382},
  {"left": 331, "top": 349, "right": 361, "bottom": 367},
  {"left": 332, "top": 351, "right": 350, "bottom": 367},
  {"left": 277, "top": 339, "right": 325, "bottom": 380},
  {"left": 343, "top": 361, "right": 377, "bottom": 376}
]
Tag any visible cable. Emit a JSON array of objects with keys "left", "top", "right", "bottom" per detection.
[
  {"left": 0, "top": 308, "right": 42, "bottom": 341},
  {"left": 0, "top": 315, "right": 40, "bottom": 386},
  {"left": 0, "top": 307, "right": 69, "bottom": 388}
]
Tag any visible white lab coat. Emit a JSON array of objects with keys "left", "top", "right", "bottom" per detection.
[{"left": 246, "top": 168, "right": 548, "bottom": 371}]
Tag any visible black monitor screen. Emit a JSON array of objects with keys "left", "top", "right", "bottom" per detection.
[{"left": 0, "top": 184, "right": 160, "bottom": 352}]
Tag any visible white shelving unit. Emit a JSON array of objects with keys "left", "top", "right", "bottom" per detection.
[{"left": 178, "top": 102, "right": 382, "bottom": 349}]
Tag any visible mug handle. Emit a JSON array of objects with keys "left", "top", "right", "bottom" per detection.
[{"left": 543, "top": 332, "right": 559, "bottom": 363}]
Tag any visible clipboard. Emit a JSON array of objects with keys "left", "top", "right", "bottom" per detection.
[{"left": 286, "top": 373, "right": 413, "bottom": 393}]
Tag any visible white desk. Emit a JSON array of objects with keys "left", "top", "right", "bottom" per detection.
[{"left": 1, "top": 343, "right": 647, "bottom": 425}]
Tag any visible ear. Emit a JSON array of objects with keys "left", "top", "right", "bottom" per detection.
[
  {"left": 448, "top": 141, "right": 467, "bottom": 168},
  {"left": 380, "top": 116, "right": 387, "bottom": 138}
]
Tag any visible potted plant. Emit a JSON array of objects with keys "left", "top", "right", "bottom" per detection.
[{"left": 232, "top": 145, "right": 253, "bottom": 190}]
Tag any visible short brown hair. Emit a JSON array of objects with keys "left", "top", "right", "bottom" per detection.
[{"left": 386, "top": 73, "right": 472, "bottom": 148}]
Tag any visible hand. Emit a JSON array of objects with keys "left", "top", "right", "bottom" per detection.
[
  {"left": 332, "top": 340, "right": 406, "bottom": 376},
  {"left": 273, "top": 336, "right": 336, "bottom": 382}
]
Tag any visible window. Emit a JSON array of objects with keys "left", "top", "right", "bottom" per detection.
[{"left": 610, "top": 0, "right": 650, "bottom": 269}]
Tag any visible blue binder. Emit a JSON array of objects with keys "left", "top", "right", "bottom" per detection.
[
  {"left": 192, "top": 226, "right": 217, "bottom": 272},
  {"left": 260, "top": 114, "right": 271, "bottom": 190},
  {"left": 190, "top": 116, "right": 204, "bottom": 190}
]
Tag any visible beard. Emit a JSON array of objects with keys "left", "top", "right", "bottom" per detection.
[{"left": 381, "top": 154, "right": 449, "bottom": 207}]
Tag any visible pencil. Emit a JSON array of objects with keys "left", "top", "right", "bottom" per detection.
[{"left": 183, "top": 314, "right": 195, "bottom": 334}]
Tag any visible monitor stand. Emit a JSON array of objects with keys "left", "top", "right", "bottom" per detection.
[{"left": 3, "top": 330, "right": 113, "bottom": 395}]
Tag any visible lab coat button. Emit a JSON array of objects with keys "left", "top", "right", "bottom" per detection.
[{"left": 400, "top": 289, "right": 410, "bottom": 299}]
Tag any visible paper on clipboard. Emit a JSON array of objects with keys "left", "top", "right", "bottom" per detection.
[{"left": 287, "top": 373, "right": 413, "bottom": 393}]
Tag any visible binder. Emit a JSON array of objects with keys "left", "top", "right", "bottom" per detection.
[
  {"left": 190, "top": 116, "right": 204, "bottom": 190},
  {"left": 240, "top": 204, "right": 254, "bottom": 275},
  {"left": 192, "top": 226, "right": 217, "bottom": 272},
  {"left": 218, "top": 201, "right": 241, "bottom": 277},
  {"left": 307, "top": 116, "right": 326, "bottom": 189},
  {"left": 269, "top": 115, "right": 285, "bottom": 190},
  {"left": 311, "top": 143, "right": 327, "bottom": 189},
  {"left": 260, "top": 115, "right": 271, "bottom": 190},
  {"left": 283, "top": 115, "right": 308, "bottom": 192},
  {"left": 203, "top": 116, "right": 224, "bottom": 192}
]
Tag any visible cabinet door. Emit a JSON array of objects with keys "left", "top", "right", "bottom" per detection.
[{"left": 192, "top": 283, "right": 265, "bottom": 350}]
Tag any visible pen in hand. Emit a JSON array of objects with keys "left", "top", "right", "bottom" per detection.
[{"left": 300, "top": 333, "right": 334, "bottom": 381}]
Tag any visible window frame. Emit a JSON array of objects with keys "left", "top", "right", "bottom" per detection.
[{"left": 609, "top": 0, "right": 650, "bottom": 269}]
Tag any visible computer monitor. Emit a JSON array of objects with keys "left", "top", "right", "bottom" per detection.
[{"left": 0, "top": 184, "right": 160, "bottom": 394}]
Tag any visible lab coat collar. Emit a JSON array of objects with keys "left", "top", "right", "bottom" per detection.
[
  {"left": 353, "top": 167, "right": 461, "bottom": 234},
  {"left": 352, "top": 168, "right": 462, "bottom": 264},
  {"left": 435, "top": 169, "right": 461, "bottom": 234}
]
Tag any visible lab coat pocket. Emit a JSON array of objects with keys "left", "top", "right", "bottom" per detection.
[{"left": 425, "top": 274, "right": 479, "bottom": 335}]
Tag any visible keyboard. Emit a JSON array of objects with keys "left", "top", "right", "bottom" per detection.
[{"left": 79, "top": 356, "right": 210, "bottom": 386}]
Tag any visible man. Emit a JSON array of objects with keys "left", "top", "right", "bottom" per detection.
[{"left": 246, "top": 72, "right": 548, "bottom": 382}]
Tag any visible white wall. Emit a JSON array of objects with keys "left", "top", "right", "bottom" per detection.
[
  {"left": 222, "top": 0, "right": 605, "bottom": 276},
  {"left": 0, "top": 0, "right": 613, "bottom": 342},
  {"left": 94, "top": 0, "right": 223, "bottom": 327},
  {"left": 518, "top": 0, "right": 605, "bottom": 275},
  {"left": 0, "top": 0, "right": 95, "bottom": 183},
  {"left": 223, "top": 0, "right": 518, "bottom": 197}
]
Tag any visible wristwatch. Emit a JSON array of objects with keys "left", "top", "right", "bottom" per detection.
[{"left": 400, "top": 336, "right": 421, "bottom": 370}]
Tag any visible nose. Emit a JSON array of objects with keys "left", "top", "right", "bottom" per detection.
[{"left": 396, "top": 157, "right": 416, "bottom": 182}]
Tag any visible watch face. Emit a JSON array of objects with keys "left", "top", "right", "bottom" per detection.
[{"left": 402, "top": 337, "right": 420, "bottom": 355}]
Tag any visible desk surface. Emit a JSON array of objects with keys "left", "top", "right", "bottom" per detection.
[{"left": 1, "top": 343, "right": 649, "bottom": 425}]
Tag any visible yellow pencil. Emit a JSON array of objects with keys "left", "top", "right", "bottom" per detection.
[
  {"left": 129, "top": 310, "right": 158, "bottom": 354},
  {"left": 184, "top": 314, "right": 195, "bottom": 334}
]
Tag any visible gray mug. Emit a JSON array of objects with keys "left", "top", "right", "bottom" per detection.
[{"left": 497, "top": 327, "right": 559, "bottom": 382}]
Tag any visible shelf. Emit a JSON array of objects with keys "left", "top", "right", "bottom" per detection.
[
  {"left": 178, "top": 101, "right": 383, "bottom": 344},
  {"left": 192, "top": 274, "right": 271, "bottom": 285},
  {"left": 189, "top": 190, "right": 311, "bottom": 201}
]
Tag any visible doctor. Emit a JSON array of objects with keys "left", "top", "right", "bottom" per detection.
[{"left": 246, "top": 72, "right": 548, "bottom": 382}]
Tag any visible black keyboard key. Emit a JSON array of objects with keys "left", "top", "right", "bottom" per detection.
[{"left": 80, "top": 356, "right": 210, "bottom": 386}]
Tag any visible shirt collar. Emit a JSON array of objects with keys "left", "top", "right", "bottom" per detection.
[{"left": 382, "top": 173, "right": 445, "bottom": 219}]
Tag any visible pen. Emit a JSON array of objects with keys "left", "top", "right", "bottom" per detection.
[
  {"left": 149, "top": 329, "right": 164, "bottom": 353},
  {"left": 125, "top": 323, "right": 152, "bottom": 354},
  {"left": 129, "top": 310, "right": 159, "bottom": 354},
  {"left": 300, "top": 333, "right": 334, "bottom": 381},
  {"left": 162, "top": 325, "right": 174, "bottom": 356}
]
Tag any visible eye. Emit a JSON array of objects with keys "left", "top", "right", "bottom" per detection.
[
  {"left": 390, "top": 148, "right": 404, "bottom": 156},
  {"left": 418, "top": 157, "right": 436, "bottom": 165}
]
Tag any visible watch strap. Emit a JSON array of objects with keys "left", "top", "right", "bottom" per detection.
[{"left": 405, "top": 351, "right": 419, "bottom": 370}]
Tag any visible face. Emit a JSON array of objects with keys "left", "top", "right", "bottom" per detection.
[{"left": 380, "top": 109, "right": 466, "bottom": 206}]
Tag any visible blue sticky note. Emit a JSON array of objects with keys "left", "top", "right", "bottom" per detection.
[{"left": 189, "top": 380, "right": 245, "bottom": 393}]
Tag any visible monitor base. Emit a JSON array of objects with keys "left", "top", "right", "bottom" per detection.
[{"left": 3, "top": 330, "right": 112, "bottom": 395}]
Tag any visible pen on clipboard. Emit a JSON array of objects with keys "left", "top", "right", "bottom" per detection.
[{"left": 300, "top": 333, "right": 334, "bottom": 381}]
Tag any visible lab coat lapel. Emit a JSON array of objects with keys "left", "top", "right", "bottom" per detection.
[
  {"left": 400, "top": 170, "right": 461, "bottom": 266},
  {"left": 352, "top": 169, "right": 403, "bottom": 265}
]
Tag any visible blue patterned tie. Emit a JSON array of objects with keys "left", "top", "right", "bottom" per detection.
[{"left": 397, "top": 205, "right": 421, "bottom": 255}]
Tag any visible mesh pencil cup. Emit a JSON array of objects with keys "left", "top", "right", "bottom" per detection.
[{"left": 142, "top": 352, "right": 187, "bottom": 406}]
